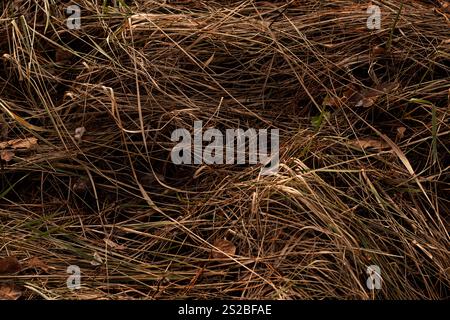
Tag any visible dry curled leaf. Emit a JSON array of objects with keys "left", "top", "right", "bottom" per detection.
[
  {"left": 372, "top": 45, "right": 386, "bottom": 56},
  {"left": 396, "top": 127, "right": 406, "bottom": 140},
  {"left": 348, "top": 138, "right": 390, "bottom": 151},
  {"left": 104, "top": 238, "right": 126, "bottom": 251},
  {"left": 0, "top": 284, "right": 22, "bottom": 300},
  {"left": 74, "top": 127, "right": 86, "bottom": 142},
  {"left": 437, "top": 0, "right": 450, "bottom": 12},
  {"left": 25, "top": 257, "right": 52, "bottom": 273},
  {"left": 323, "top": 82, "right": 398, "bottom": 108},
  {"left": 0, "top": 150, "right": 14, "bottom": 162},
  {"left": 0, "top": 137, "right": 38, "bottom": 150},
  {"left": 0, "top": 256, "right": 21, "bottom": 274},
  {"left": 55, "top": 48, "right": 74, "bottom": 64},
  {"left": 72, "top": 177, "right": 90, "bottom": 193},
  {"left": 322, "top": 95, "right": 342, "bottom": 108},
  {"left": 90, "top": 252, "right": 103, "bottom": 266},
  {"left": 211, "top": 239, "right": 236, "bottom": 259},
  {"left": 140, "top": 172, "right": 166, "bottom": 186},
  {"left": 356, "top": 97, "right": 376, "bottom": 108},
  {"left": 351, "top": 82, "right": 399, "bottom": 108}
]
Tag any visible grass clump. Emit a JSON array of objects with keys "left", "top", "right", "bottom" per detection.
[{"left": 0, "top": 0, "right": 449, "bottom": 299}]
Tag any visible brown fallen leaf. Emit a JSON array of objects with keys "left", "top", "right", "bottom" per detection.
[
  {"left": 323, "top": 83, "right": 397, "bottom": 109},
  {"left": 0, "top": 284, "right": 22, "bottom": 300},
  {"left": 72, "top": 177, "right": 90, "bottom": 193},
  {"left": 347, "top": 138, "right": 390, "bottom": 150},
  {"left": 55, "top": 48, "right": 74, "bottom": 64},
  {"left": 372, "top": 45, "right": 386, "bottom": 56},
  {"left": 322, "top": 95, "right": 342, "bottom": 108},
  {"left": 0, "top": 137, "right": 38, "bottom": 150},
  {"left": 90, "top": 252, "right": 103, "bottom": 266},
  {"left": 396, "top": 127, "right": 406, "bottom": 140},
  {"left": 74, "top": 127, "right": 86, "bottom": 143},
  {"left": 25, "top": 257, "right": 52, "bottom": 273},
  {"left": 350, "top": 82, "right": 399, "bottom": 108},
  {"left": 211, "top": 238, "right": 236, "bottom": 259},
  {"left": 342, "top": 84, "right": 358, "bottom": 101},
  {"left": 356, "top": 97, "right": 376, "bottom": 108},
  {"left": 0, "top": 150, "right": 14, "bottom": 162},
  {"left": 437, "top": 0, "right": 450, "bottom": 13},
  {"left": 104, "top": 238, "right": 126, "bottom": 251},
  {"left": 323, "top": 84, "right": 359, "bottom": 108},
  {"left": 0, "top": 256, "right": 21, "bottom": 274},
  {"left": 377, "top": 82, "right": 400, "bottom": 94}
]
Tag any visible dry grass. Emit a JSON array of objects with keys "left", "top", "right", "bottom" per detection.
[{"left": 0, "top": 0, "right": 449, "bottom": 299}]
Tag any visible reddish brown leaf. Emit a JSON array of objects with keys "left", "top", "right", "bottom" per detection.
[
  {"left": 104, "top": 238, "right": 126, "bottom": 251},
  {"left": 396, "top": 127, "right": 406, "bottom": 140},
  {"left": 0, "top": 137, "right": 38, "bottom": 150},
  {"left": 55, "top": 48, "right": 74, "bottom": 64},
  {"left": 0, "top": 256, "right": 21, "bottom": 274},
  {"left": 0, "top": 150, "right": 14, "bottom": 162},
  {"left": 211, "top": 239, "right": 236, "bottom": 259},
  {"left": 356, "top": 97, "right": 376, "bottom": 108},
  {"left": 74, "top": 127, "right": 86, "bottom": 142},
  {"left": 25, "top": 257, "right": 52, "bottom": 273},
  {"left": 352, "top": 82, "right": 399, "bottom": 108},
  {"left": 322, "top": 95, "right": 342, "bottom": 108},
  {"left": 0, "top": 284, "right": 22, "bottom": 300},
  {"left": 372, "top": 45, "right": 386, "bottom": 55},
  {"left": 348, "top": 138, "right": 390, "bottom": 151}
]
